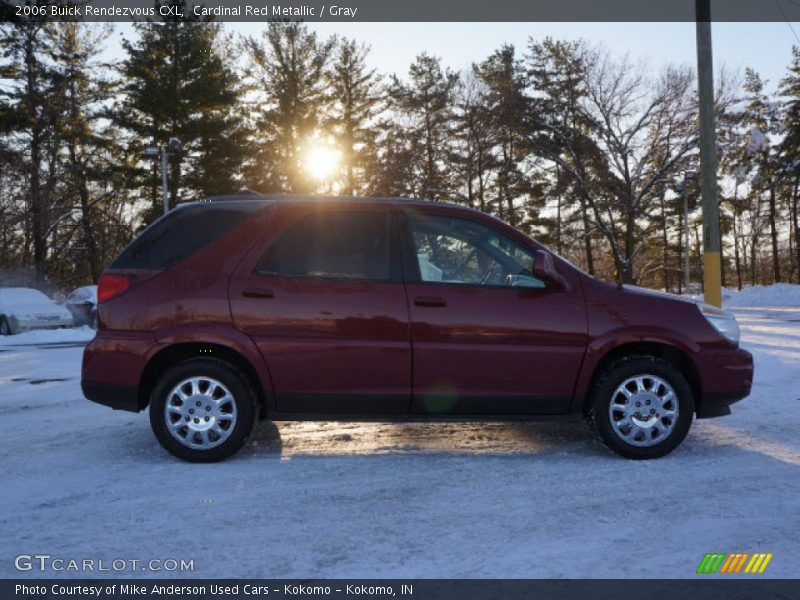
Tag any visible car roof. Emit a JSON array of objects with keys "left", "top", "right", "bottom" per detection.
[{"left": 183, "top": 193, "right": 471, "bottom": 213}]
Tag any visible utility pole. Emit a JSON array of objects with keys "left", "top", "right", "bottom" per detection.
[
  {"left": 161, "top": 147, "right": 169, "bottom": 216},
  {"left": 696, "top": 0, "right": 722, "bottom": 306},
  {"left": 144, "top": 138, "right": 181, "bottom": 215}
]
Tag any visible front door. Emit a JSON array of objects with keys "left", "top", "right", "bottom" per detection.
[
  {"left": 403, "top": 211, "right": 587, "bottom": 415},
  {"left": 230, "top": 206, "right": 411, "bottom": 415}
]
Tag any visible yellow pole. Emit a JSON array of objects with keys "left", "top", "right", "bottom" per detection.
[{"left": 696, "top": 0, "right": 723, "bottom": 307}]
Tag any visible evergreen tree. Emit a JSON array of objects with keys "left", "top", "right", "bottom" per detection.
[
  {"left": 50, "top": 22, "right": 120, "bottom": 282},
  {"left": 0, "top": 14, "right": 58, "bottom": 282},
  {"left": 474, "top": 44, "right": 530, "bottom": 225},
  {"left": 324, "top": 37, "right": 382, "bottom": 196},
  {"left": 244, "top": 22, "right": 333, "bottom": 194},
  {"left": 117, "top": 2, "right": 248, "bottom": 221},
  {"left": 388, "top": 53, "right": 458, "bottom": 200},
  {"left": 450, "top": 72, "right": 494, "bottom": 211},
  {"left": 779, "top": 46, "right": 800, "bottom": 283},
  {"left": 525, "top": 38, "right": 598, "bottom": 273},
  {"left": 365, "top": 120, "right": 417, "bottom": 198},
  {"left": 738, "top": 68, "right": 781, "bottom": 284}
]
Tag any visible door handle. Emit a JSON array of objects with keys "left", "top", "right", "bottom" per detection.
[
  {"left": 242, "top": 287, "right": 274, "bottom": 299},
  {"left": 414, "top": 295, "right": 447, "bottom": 307}
]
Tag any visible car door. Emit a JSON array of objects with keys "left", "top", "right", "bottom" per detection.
[
  {"left": 229, "top": 205, "right": 411, "bottom": 415},
  {"left": 402, "top": 210, "right": 588, "bottom": 415}
]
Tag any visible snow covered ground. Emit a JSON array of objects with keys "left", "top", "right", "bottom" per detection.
[{"left": 1, "top": 304, "right": 799, "bottom": 579}]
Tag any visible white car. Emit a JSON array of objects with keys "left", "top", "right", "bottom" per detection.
[
  {"left": 65, "top": 285, "right": 98, "bottom": 329},
  {"left": 0, "top": 288, "right": 74, "bottom": 335}
]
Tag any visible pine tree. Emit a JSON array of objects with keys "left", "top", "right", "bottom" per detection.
[
  {"left": 450, "top": 72, "right": 494, "bottom": 211},
  {"left": 738, "top": 68, "right": 780, "bottom": 284},
  {"left": 525, "top": 38, "right": 598, "bottom": 274},
  {"left": 0, "top": 15, "right": 58, "bottom": 282},
  {"left": 388, "top": 53, "right": 458, "bottom": 200},
  {"left": 365, "top": 120, "right": 417, "bottom": 198},
  {"left": 474, "top": 44, "right": 530, "bottom": 225},
  {"left": 779, "top": 46, "right": 800, "bottom": 283},
  {"left": 117, "top": 2, "right": 248, "bottom": 221},
  {"left": 243, "top": 22, "right": 333, "bottom": 194},
  {"left": 49, "top": 22, "right": 120, "bottom": 283},
  {"left": 324, "top": 37, "right": 382, "bottom": 196}
]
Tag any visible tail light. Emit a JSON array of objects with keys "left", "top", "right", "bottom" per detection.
[{"left": 97, "top": 274, "right": 131, "bottom": 303}]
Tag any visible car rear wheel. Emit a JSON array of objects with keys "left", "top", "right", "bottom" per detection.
[
  {"left": 149, "top": 358, "right": 257, "bottom": 462},
  {"left": 0, "top": 316, "right": 11, "bottom": 336},
  {"left": 587, "top": 355, "right": 694, "bottom": 459}
]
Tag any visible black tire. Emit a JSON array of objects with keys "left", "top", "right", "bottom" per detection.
[
  {"left": 0, "top": 316, "right": 11, "bottom": 336},
  {"left": 149, "top": 358, "right": 258, "bottom": 462},
  {"left": 587, "top": 355, "right": 694, "bottom": 460},
  {"left": 91, "top": 311, "right": 98, "bottom": 330}
]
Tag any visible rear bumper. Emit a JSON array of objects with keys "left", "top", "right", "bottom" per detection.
[
  {"left": 82, "top": 380, "right": 142, "bottom": 412},
  {"left": 81, "top": 330, "right": 153, "bottom": 412}
]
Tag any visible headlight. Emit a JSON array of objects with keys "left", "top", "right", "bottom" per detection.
[{"left": 697, "top": 302, "right": 740, "bottom": 344}]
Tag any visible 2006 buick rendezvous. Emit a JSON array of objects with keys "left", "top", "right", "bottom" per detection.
[{"left": 82, "top": 195, "right": 753, "bottom": 461}]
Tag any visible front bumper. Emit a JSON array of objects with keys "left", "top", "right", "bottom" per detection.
[
  {"left": 696, "top": 346, "right": 754, "bottom": 419},
  {"left": 698, "top": 391, "right": 750, "bottom": 418}
]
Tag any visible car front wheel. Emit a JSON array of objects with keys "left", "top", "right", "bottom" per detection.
[
  {"left": 588, "top": 355, "right": 694, "bottom": 459},
  {"left": 0, "top": 316, "right": 12, "bottom": 336},
  {"left": 149, "top": 358, "right": 258, "bottom": 462}
]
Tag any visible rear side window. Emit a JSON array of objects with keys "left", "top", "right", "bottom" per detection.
[
  {"left": 256, "top": 211, "right": 392, "bottom": 281},
  {"left": 111, "top": 203, "right": 260, "bottom": 269}
]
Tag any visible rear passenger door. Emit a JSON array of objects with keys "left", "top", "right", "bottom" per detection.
[{"left": 229, "top": 206, "right": 412, "bottom": 415}]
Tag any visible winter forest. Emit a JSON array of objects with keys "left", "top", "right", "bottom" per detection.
[{"left": 3, "top": 12, "right": 800, "bottom": 293}]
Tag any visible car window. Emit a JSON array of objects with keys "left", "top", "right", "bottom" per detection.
[
  {"left": 112, "top": 203, "right": 261, "bottom": 269},
  {"left": 257, "top": 211, "right": 392, "bottom": 281},
  {"left": 408, "top": 213, "right": 545, "bottom": 288}
]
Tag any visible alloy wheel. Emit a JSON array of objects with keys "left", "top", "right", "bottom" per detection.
[
  {"left": 608, "top": 374, "right": 679, "bottom": 447},
  {"left": 164, "top": 376, "right": 238, "bottom": 449}
]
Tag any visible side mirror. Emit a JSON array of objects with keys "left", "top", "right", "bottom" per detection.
[{"left": 533, "top": 250, "right": 568, "bottom": 289}]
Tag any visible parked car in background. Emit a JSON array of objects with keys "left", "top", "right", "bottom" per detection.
[
  {"left": 82, "top": 194, "right": 753, "bottom": 462},
  {"left": 66, "top": 285, "right": 98, "bottom": 329},
  {"left": 0, "top": 287, "right": 74, "bottom": 335}
]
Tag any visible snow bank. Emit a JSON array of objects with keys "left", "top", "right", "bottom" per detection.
[
  {"left": 0, "top": 326, "right": 95, "bottom": 346},
  {"left": 722, "top": 283, "right": 800, "bottom": 307}
]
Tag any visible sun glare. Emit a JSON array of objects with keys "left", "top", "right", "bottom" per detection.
[{"left": 304, "top": 144, "right": 341, "bottom": 181}]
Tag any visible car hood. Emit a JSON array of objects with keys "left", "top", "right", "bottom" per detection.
[{"left": 621, "top": 285, "right": 698, "bottom": 305}]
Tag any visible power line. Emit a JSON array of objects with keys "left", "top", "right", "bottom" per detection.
[{"left": 775, "top": 0, "right": 800, "bottom": 46}]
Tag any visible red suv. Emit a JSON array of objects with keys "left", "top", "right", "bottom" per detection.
[{"left": 82, "top": 195, "right": 753, "bottom": 462}]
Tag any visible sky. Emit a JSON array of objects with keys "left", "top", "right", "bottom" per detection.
[{"left": 109, "top": 20, "right": 800, "bottom": 92}]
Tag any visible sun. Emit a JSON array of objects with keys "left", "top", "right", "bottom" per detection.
[{"left": 304, "top": 143, "right": 341, "bottom": 181}]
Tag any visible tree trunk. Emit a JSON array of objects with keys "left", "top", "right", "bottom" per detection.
[
  {"left": 659, "top": 192, "right": 669, "bottom": 292},
  {"left": 793, "top": 175, "right": 800, "bottom": 284},
  {"left": 677, "top": 208, "right": 684, "bottom": 294},
  {"left": 732, "top": 208, "right": 743, "bottom": 291},
  {"left": 25, "top": 33, "right": 46, "bottom": 285},
  {"left": 579, "top": 197, "right": 594, "bottom": 276},
  {"left": 622, "top": 210, "right": 636, "bottom": 284},
  {"left": 556, "top": 192, "right": 563, "bottom": 256},
  {"left": 768, "top": 186, "right": 780, "bottom": 283}
]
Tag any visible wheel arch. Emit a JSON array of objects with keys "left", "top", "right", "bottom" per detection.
[
  {"left": 581, "top": 341, "right": 702, "bottom": 417},
  {"left": 138, "top": 342, "right": 269, "bottom": 418}
]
